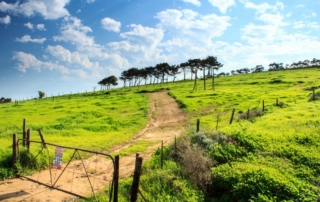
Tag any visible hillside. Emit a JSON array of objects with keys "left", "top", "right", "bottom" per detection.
[{"left": 1, "top": 67, "right": 320, "bottom": 201}]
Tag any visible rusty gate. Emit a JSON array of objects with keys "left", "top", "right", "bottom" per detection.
[{"left": 13, "top": 133, "right": 119, "bottom": 202}]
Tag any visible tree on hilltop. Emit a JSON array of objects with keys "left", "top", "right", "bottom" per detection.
[{"left": 38, "top": 91, "right": 45, "bottom": 99}]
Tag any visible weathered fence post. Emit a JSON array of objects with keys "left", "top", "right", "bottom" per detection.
[
  {"left": 130, "top": 156, "right": 143, "bottom": 202},
  {"left": 27, "top": 129, "right": 31, "bottom": 152},
  {"left": 276, "top": 98, "right": 278, "bottom": 106},
  {"left": 113, "top": 155, "right": 119, "bottom": 202},
  {"left": 196, "top": 119, "right": 200, "bottom": 132},
  {"left": 230, "top": 108, "right": 235, "bottom": 124},
  {"left": 174, "top": 136, "right": 177, "bottom": 153},
  {"left": 262, "top": 100, "right": 265, "bottom": 111},
  {"left": 23, "top": 118, "right": 26, "bottom": 147},
  {"left": 216, "top": 114, "right": 220, "bottom": 130},
  {"left": 12, "top": 134, "right": 17, "bottom": 166},
  {"left": 38, "top": 130, "right": 47, "bottom": 148},
  {"left": 161, "top": 140, "right": 164, "bottom": 169},
  {"left": 312, "top": 89, "right": 315, "bottom": 100},
  {"left": 247, "top": 109, "right": 250, "bottom": 120}
]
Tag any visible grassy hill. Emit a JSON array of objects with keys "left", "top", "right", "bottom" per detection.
[{"left": 1, "top": 67, "right": 320, "bottom": 201}]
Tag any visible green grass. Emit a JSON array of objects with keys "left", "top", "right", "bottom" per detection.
[
  {"left": 0, "top": 89, "right": 151, "bottom": 178},
  {"left": 166, "top": 68, "right": 320, "bottom": 200}
]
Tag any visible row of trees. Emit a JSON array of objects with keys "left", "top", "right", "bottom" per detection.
[
  {"left": 98, "top": 57, "right": 320, "bottom": 91},
  {"left": 227, "top": 58, "right": 320, "bottom": 75},
  {"left": 0, "top": 97, "right": 11, "bottom": 104},
  {"left": 115, "top": 56, "right": 223, "bottom": 91},
  {"left": 98, "top": 76, "right": 118, "bottom": 90}
]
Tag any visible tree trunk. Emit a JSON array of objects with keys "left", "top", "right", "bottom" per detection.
[
  {"left": 191, "top": 67, "right": 194, "bottom": 80},
  {"left": 193, "top": 70, "right": 197, "bottom": 91},
  {"left": 212, "top": 69, "right": 215, "bottom": 90},
  {"left": 203, "top": 66, "right": 206, "bottom": 90}
]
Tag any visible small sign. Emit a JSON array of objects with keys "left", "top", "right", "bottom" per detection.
[{"left": 52, "top": 146, "right": 63, "bottom": 169}]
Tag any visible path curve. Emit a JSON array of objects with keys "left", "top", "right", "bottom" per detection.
[{"left": 0, "top": 91, "right": 186, "bottom": 202}]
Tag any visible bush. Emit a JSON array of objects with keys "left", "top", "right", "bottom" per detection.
[
  {"left": 174, "top": 135, "right": 214, "bottom": 193},
  {"left": 210, "top": 164, "right": 318, "bottom": 201}
]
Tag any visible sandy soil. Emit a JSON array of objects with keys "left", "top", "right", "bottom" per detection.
[{"left": 0, "top": 91, "right": 186, "bottom": 202}]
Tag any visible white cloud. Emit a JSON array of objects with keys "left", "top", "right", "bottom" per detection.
[
  {"left": 311, "top": 12, "right": 317, "bottom": 17},
  {"left": 36, "top": 24, "right": 45, "bottom": 31},
  {"left": 294, "top": 21, "right": 319, "bottom": 29},
  {"left": 107, "top": 24, "right": 165, "bottom": 65},
  {"left": 120, "top": 24, "right": 164, "bottom": 47},
  {"left": 24, "top": 22, "right": 33, "bottom": 29},
  {"left": 106, "top": 8, "right": 231, "bottom": 66},
  {"left": 53, "top": 16, "right": 95, "bottom": 48},
  {"left": 180, "top": 0, "right": 201, "bottom": 7},
  {"left": 15, "top": 35, "right": 46, "bottom": 43},
  {"left": 295, "top": 4, "right": 304, "bottom": 8},
  {"left": 77, "top": 9, "right": 81, "bottom": 13},
  {"left": 244, "top": 1, "right": 284, "bottom": 13},
  {"left": 0, "top": 14, "right": 10, "bottom": 24},
  {"left": 101, "top": 17, "right": 121, "bottom": 32},
  {"left": 0, "top": 0, "right": 70, "bottom": 20},
  {"left": 12, "top": 51, "right": 69, "bottom": 74},
  {"left": 46, "top": 45, "right": 99, "bottom": 69},
  {"left": 155, "top": 9, "right": 230, "bottom": 45},
  {"left": 208, "top": 0, "right": 235, "bottom": 13},
  {"left": 87, "top": 0, "right": 96, "bottom": 3}
]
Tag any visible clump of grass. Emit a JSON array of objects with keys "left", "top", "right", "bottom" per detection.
[
  {"left": 238, "top": 108, "right": 264, "bottom": 120},
  {"left": 269, "top": 78, "right": 283, "bottom": 84},
  {"left": 274, "top": 101, "right": 286, "bottom": 108}
]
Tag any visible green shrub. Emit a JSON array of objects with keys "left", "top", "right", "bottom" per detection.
[{"left": 210, "top": 164, "right": 318, "bottom": 201}]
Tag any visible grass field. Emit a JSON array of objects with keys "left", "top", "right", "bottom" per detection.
[
  {"left": 0, "top": 88, "right": 151, "bottom": 178},
  {"left": 1, "top": 67, "right": 320, "bottom": 200}
]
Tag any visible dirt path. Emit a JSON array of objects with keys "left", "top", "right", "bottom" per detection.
[{"left": 0, "top": 91, "right": 186, "bottom": 202}]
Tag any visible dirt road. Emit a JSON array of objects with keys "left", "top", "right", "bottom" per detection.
[{"left": 0, "top": 91, "right": 186, "bottom": 201}]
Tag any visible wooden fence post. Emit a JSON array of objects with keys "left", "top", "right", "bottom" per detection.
[
  {"left": 161, "top": 140, "right": 164, "bottom": 169},
  {"left": 196, "top": 119, "right": 200, "bottom": 132},
  {"left": 247, "top": 109, "right": 250, "bottom": 120},
  {"left": 262, "top": 100, "right": 265, "bottom": 111},
  {"left": 216, "top": 114, "right": 220, "bottom": 130},
  {"left": 174, "top": 136, "right": 177, "bottom": 153},
  {"left": 230, "top": 108, "right": 235, "bottom": 124},
  {"left": 312, "top": 89, "right": 315, "bottom": 100},
  {"left": 27, "top": 129, "right": 31, "bottom": 152},
  {"left": 276, "top": 98, "right": 278, "bottom": 106},
  {"left": 114, "top": 155, "right": 119, "bottom": 202},
  {"left": 23, "top": 118, "right": 26, "bottom": 147},
  {"left": 130, "top": 156, "right": 143, "bottom": 202},
  {"left": 38, "top": 130, "right": 47, "bottom": 148},
  {"left": 12, "top": 134, "right": 17, "bottom": 166}
]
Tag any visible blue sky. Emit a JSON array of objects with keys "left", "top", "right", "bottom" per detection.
[{"left": 0, "top": 0, "right": 319, "bottom": 100}]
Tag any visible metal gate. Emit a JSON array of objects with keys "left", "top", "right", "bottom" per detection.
[{"left": 14, "top": 135, "right": 119, "bottom": 202}]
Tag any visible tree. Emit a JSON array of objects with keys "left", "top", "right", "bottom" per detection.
[
  {"left": 179, "top": 62, "right": 189, "bottom": 81},
  {"left": 187, "top": 58, "right": 202, "bottom": 91},
  {"left": 155, "top": 62, "right": 171, "bottom": 85},
  {"left": 168, "top": 64, "right": 180, "bottom": 83},
  {"left": 0, "top": 97, "right": 12, "bottom": 104},
  {"left": 202, "top": 56, "right": 223, "bottom": 90},
  {"left": 251, "top": 65, "right": 264, "bottom": 73},
  {"left": 106, "top": 75, "right": 118, "bottom": 89},
  {"left": 38, "top": 91, "right": 45, "bottom": 99}
]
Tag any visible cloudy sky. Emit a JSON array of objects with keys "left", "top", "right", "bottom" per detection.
[{"left": 0, "top": 0, "right": 319, "bottom": 100}]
